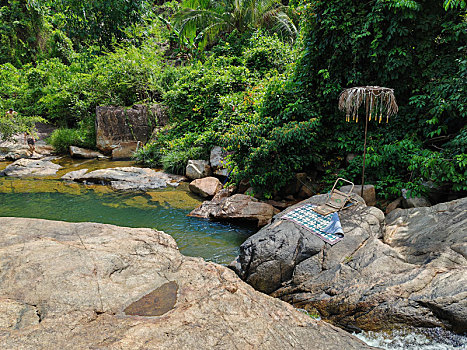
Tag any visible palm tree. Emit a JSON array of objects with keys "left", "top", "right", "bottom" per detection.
[{"left": 173, "top": 0, "right": 297, "bottom": 49}]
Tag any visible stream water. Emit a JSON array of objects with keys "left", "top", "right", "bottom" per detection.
[
  {"left": 355, "top": 327, "right": 466, "bottom": 349},
  {"left": 0, "top": 158, "right": 254, "bottom": 265}
]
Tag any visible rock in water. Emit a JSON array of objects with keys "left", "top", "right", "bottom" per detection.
[
  {"left": 231, "top": 196, "right": 467, "bottom": 333},
  {"left": 189, "top": 177, "right": 223, "bottom": 198},
  {"left": 0, "top": 158, "right": 62, "bottom": 177},
  {"left": 0, "top": 218, "right": 374, "bottom": 350},
  {"left": 190, "top": 193, "right": 279, "bottom": 227},
  {"left": 69, "top": 146, "right": 105, "bottom": 159},
  {"left": 70, "top": 167, "right": 183, "bottom": 191}
]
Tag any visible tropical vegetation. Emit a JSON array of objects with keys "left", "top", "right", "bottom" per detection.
[{"left": 0, "top": 0, "right": 465, "bottom": 203}]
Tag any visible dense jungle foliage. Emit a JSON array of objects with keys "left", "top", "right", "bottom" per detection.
[{"left": 0, "top": 0, "right": 466, "bottom": 201}]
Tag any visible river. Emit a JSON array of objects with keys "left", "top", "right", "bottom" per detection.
[{"left": 0, "top": 157, "right": 255, "bottom": 265}]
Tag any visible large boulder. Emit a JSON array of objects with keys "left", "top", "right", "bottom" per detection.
[
  {"left": 186, "top": 159, "right": 211, "bottom": 180},
  {"left": 69, "top": 146, "right": 105, "bottom": 159},
  {"left": 0, "top": 218, "right": 374, "bottom": 350},
  {"left": 190, "top": 193, "right": 279, "bottom": 227},
  {"left": 67, "top": 167, "right": 184, "bottom": 191},
  {"left": 96, "top": 105, "right": 152, "bottom": 153},
  {"left": 189, "top": 176, "right": 223, "bottom": 198},
  {"left": 231, "top": 196, "right": 467, "bottom": 333},
  {"left": 0, "top": 158, "right": 61, "bottom": 177}
]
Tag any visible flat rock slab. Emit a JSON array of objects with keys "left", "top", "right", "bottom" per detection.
[
  {"left": 231, "top": 195, "right": 467, "bottom": 333},
  {"left": 0, "top": 158, "right": 62, "bottom": 177},
  {"left": 67, "top": 166, "right": 184, "bottom": 191},
  {"left": 0, "top": 218, "right": 374, "bottom": 350}
]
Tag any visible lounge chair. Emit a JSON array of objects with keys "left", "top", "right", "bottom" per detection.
[{"left": 313, "top": 178, "right": 355, "bottom": 216}]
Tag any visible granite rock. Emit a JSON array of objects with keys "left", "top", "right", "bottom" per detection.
[
  {"left": 0, "top": 217, "right": 375, "bottom": 350},
  {"left": 231, "top": 196, "right": 467, "bottom": 333}
]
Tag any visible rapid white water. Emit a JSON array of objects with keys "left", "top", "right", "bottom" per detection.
[{"left": 355, "top": 328, "right": 467, "bottom": 350}]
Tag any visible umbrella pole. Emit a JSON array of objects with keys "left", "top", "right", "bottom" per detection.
[{"left": 361, "top": 115, "right": 368, "bottom": 198}]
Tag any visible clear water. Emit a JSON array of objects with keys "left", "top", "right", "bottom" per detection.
[
  {"left": 0, "top": 173, "right": 254, "bottom": 265},
  {"left": 355, "top": 328, "right": 467, "bottom": 350}
]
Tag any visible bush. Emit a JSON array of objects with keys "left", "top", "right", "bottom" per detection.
[
  {"left": 47, "top": 126, "right": 95, "bottom": 153},
  {"left": 243, "top": 31, "right": 295, "bottom": 77},
  {"left": 221, "top": 118, "right": 320, "bottom": 198},
  {"left": 339, "top": 137, "right": 467, "bottom": 199},
  {"left": 164, "top": 58, "right": 253, "bottom": 127},
  {"left": 161, "top": 147, "right": 206, "bottom": 175}
]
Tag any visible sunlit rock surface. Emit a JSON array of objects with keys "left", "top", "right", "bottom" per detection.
[
  {"left": 0, "top": 218, "right": 374, "bottom": 350},
  {"left": 65, "top": 166, "right": 185, "bottom": 191},
  {"left": 0, "top": 158, "right": 62, "bottom": 177},
  {"left": 232, "top": 196, "right": 467, "bottom": 333},
  {"left": 189, "top": 176, "right": 223, "bottom": 198},
  {"left": 96, "top": 105, "right": 151, "bottom": 153},
  {"left": 190, "top": 192, "right": 279, "bottom": 227}
]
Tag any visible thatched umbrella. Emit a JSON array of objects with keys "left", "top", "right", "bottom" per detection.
[{"left": 338, "top": 86, "right": 398, "bottom": 197}]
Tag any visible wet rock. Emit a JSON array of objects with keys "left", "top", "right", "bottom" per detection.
[
  {"left": 340, "top": 184, "right": 376, "bottom": 206},
  {"left": 69, "top": 146, "right": 105, "bottom": 159},
  {"left": 190, "top": 193, "right": 279, "bottom": 227},
  {"left": 185, "top": 160, "right": 211, "bottom": 180},
  {"left": 189, "top": 177, "right": 223, "bottom": 198},
  {"left": 111, "top": 141, "right": 139, "bottom": 160},
  {"left": 72, "top": 167, "right": 183, "bottom": 191},
  {"left": 231, "top": 196, "right": 467, "bottom": 333},
  {"left": 61, "top": 169, "right": 89, "bottom": 181},
  {"left": 96, "top": 105, "right": 152, "bottom": 153},
  {"left": 0, "top": 158, "right": 62, "bottom": 177},
  {"left": 0, "top": 217, "right": 374, "bottom": 350}
]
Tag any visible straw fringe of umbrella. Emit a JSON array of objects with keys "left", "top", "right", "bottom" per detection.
[{"left": 338, "top": 86, "right": 398, "bottom": 124}]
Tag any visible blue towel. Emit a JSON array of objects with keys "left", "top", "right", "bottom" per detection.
[{"left": 282, "top": 204, "right": 344, "bottom": 245}]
